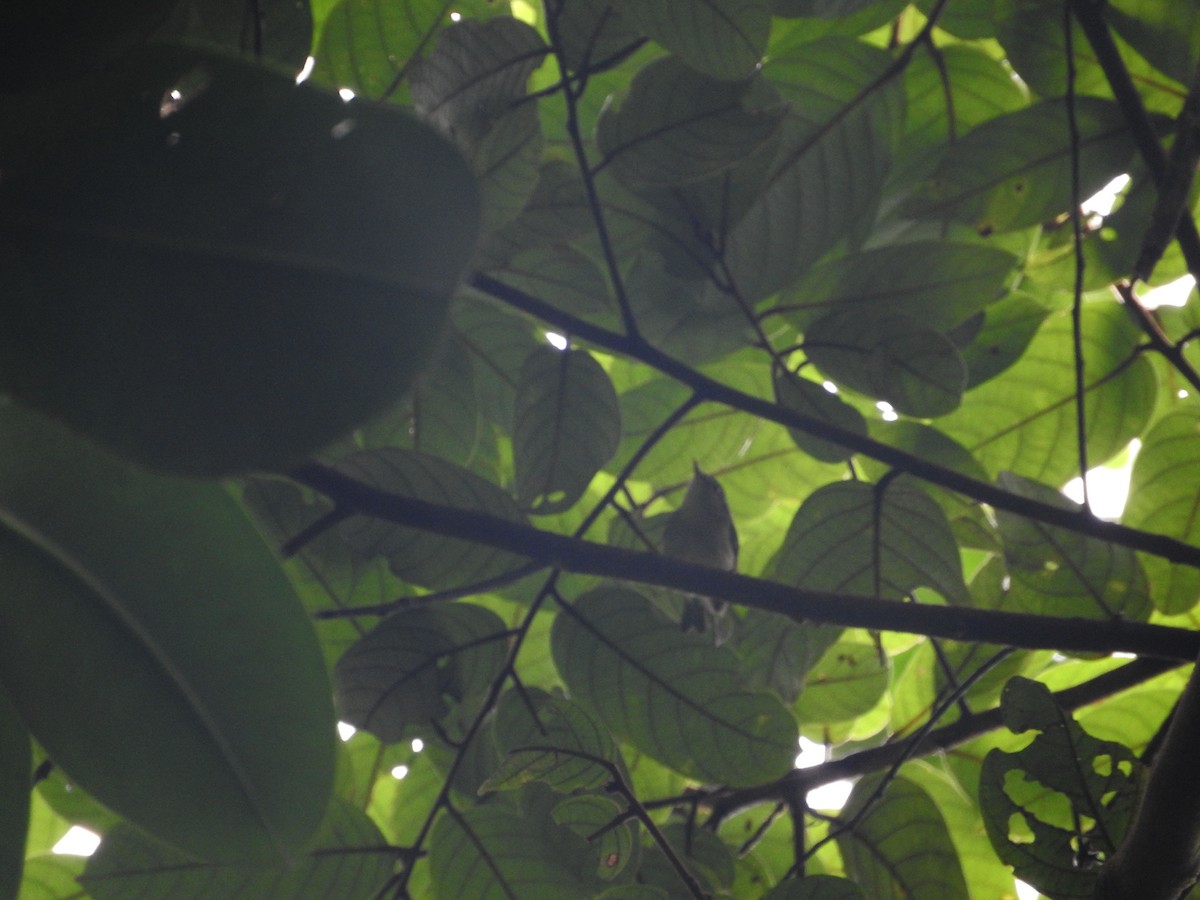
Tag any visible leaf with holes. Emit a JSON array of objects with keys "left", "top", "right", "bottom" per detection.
[
  {"left": 772, "top": 480, "right": 969, "bottom": 605},
  {"left": 551, "top": 587, "right": 798, "bottom": 786},
  {"left": 335, "top": 603, "right": 508, "bottom": 744},
  {"left": 837, "top": 774, "right": 969, "bottom": 898},
  {"left": 979, "top": 677, "right": 1141, "bottom": 898},
  {"left": 336, "top": 448, "right": 532, "bottom": 589},
  {"left": 514, "top": 346, "right": 622, "bottom": 514},
  {"left": 80, "top": 799, "right": 392, "bottom": 899}
]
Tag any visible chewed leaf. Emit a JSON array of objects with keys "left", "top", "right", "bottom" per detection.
[{"left": 979, "top": 677, "right": 1141, "bottom": 898}]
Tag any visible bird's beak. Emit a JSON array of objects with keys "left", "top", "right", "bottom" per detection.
[{"left": 692, "top": 461, "right": 703, "bottom": 477}]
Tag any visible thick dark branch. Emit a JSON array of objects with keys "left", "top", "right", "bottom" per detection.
[
  {"left": 288, "top": 462, "right": 1200, "bottom": 661},
  {"left": 708, "top": 656, "right": 1180, "bottom": 822},
  {"left": 470, "top": 272, "right": 1200, "bottom": 571}
]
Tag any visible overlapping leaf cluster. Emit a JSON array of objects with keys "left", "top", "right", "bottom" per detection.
[{"left": 6, "top": 0, "right": 1200, "bottom": 898}]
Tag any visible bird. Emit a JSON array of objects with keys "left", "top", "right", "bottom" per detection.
[{"left": 661, "top": 462, "right": 738, "bottom": 643}]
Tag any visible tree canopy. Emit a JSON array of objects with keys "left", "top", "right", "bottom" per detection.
[{"left": 5, "top": 0, "right": 1200, "bottom": 897}]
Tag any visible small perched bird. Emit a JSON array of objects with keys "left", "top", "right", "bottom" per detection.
[{"left": 662, "top": 462, "right": 738, "bottom": 642}]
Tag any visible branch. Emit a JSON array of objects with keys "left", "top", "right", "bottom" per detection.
[
  {"left": 1095, "top": 653, "right": 1200, "bottom": 899},
  {"left": 1069, "top": 0, "right": 1200, "bottom": 280},
  {"left": 706, "top": 656, "right": 1181, "bottom": 824},
  {"left": 287, "top": 462, "right": 1200, "bottom": 660},
  {"left": 470, "top": 272, "right": 1200, "bottom": 572}
]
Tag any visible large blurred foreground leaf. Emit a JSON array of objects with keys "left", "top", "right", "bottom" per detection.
[
  {"left": 80, "top": 798, "right": 390, "bottom": 900},
  {"left": 0, "top": 405, "right": 336, "bottom": 862},
  {"left": 0, "top": 44, "right": 480, "bottom": 475}
]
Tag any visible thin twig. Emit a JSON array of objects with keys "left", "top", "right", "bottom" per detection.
[
  {"left": 470, "top": 272, "right": 1200, "bottom": 571},
  {"left": 1064, "top": 3, "right": 1092, "bottom": 510}
]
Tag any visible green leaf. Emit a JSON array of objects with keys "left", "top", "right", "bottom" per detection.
[
  {"left": 378, "top": 331, "right": 484, "bottom": 466},
  {"left": 772, "top": 367, "right": 869, "bottom": 464},
  {"left": 156, "top": 0, "right": 313, "bottom": 68},
  {"left": 553, "top": 0, "right": 643, "bottom": 74},
  {"left": 622, "top": 251, "right": 754, "bottom": 363},
  {"left": 939, "top": 304, "right": 1156, "bottom": 485},
  {"left": 794, "top": 640, "right": 890, "bottom": 725},
  {"left": 979, "top": 677, "right": 1141, "bottom": 898},
  {"left": 805, "top": 312, "right": 967, "bottom": 417},
  {"left": 314, "top": 0, "right": 456, "bottom": 101},
  {"left": 597, "top": 57, "right": 783, "bottom": 188},
  {"left": 410, "top": 17, "right": 547, "bottom": 146},
  {"left": 772, "top": 480, "right": 970, "bottom": 605},
  {"left": 476, "top": 160, "right": 594, "bottom": 267},
  {"left": 995, "top": 473, "right": 1151, "bottom": 622},
  {"left": 553, "top": 794, "right": 639, "bottom": 881},
  {"left": 837, "top": 774, "right": 969, "bottom": 899},
  {"left": 0, "top": 688, "right": 29, "bottom": 900},
  {"left": 0, "top": 44, "right": 479, "bottom": 475},
  {"left": 487, "top": 690, "right": 617, "bottom": 794},
  {"left": 17, "top": 855, "right": 85, "bottom": 900},
  {"left": 890, "top": 43, "right": 1027, "bottom": 189},
  {"left": 763, "top": 874, "right": 864, "bottom": 899},
  {"left": 493, "top": 245, "right": 614, "bottom": 319},
  {"left": 781, "top": 242, "right": 1019, "bottom": 333},
  {"left": 637, "top": 822, "right": 736, "bottom": 894},
  {"left": 429, "top": 802, "right": 601, "bottom": 898},
  {"left": 732, "top": 610, "right": 842, "bottom": 704},
  {"left": 959, "top": 291, "right": 1050, "bottom": 388},
  {"left": 80, "top": 799, "right": 393, "bottom": 899},
  {"left": 608, "top": 0, "right": 771, "bottom": 81},
  {"left": 335, "top": 448, "right": 532, "bottom": 589},
  {"left": 334, "top": 603, "right": 508, "bottom": 743},
  {"left": 551, "top": 587, "right": 799, "bottom": 786},
  {"left": 514, "top": 346, "right": 622, "bottom": 513},
  {"left": 726, "top": 37, "right": 903, "bottom": 299},
  {"left": 452, "top": 292, "right": 543, "bottom": 430},
  {"left": 995, "top": 0, "right": 1185, "bottom": 114},
  {"left": 902, "top": 98, "right": 1140, "bottom": 234},
  {"left": 1123, "top": 408, "right": 1200, "bottom": 613},
  {"left": 0, "top": 405, "right": 335, "bottom": 862},
  {"left": 1106, "top": 0, "right": 1200, "bottom": 86}
]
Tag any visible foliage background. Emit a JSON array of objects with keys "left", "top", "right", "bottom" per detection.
[{"left": 6, "top": 0, "right": 1200, "bottom": 897}]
